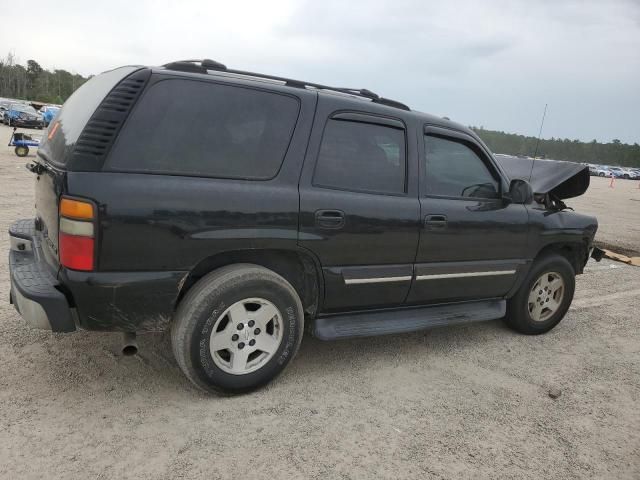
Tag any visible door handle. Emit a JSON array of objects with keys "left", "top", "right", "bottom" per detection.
[
  {"left": 315, "top": 209, "right": 345, "bottom": 229},
  {"left": 425, "top": 214, "right": 447, "bottom": 229}
]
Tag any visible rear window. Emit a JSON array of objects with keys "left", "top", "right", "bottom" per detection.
[
  {"left": 313, "top": 119, "right": 407, "bottom": 195},
  {"left": 39, "top": 66, "right": 139, "bottom": 164},
  {"left": 12, "top": 104, "right": 36, "bottom": 113},
  {"left": 106, "top": 78, "right": 300, "bottom": 179}
]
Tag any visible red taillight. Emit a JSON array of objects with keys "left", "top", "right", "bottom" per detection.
[
  {"left": 59, "top": 197, "right": 96, "bottom": 271},
  {"left": 59, "top": 233, "right": 94, "bottom": 271}
]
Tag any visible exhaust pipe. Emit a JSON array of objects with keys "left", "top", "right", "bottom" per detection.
[{"left": 121, "top": 332, "right": 138, "bottom": 356}]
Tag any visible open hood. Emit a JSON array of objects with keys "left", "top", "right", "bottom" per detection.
[{"left": 494, "top": 155, "right": 590, "bottom": 200}]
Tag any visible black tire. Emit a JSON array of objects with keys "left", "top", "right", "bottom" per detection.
[
  {"left": 171, "top": 264, "right": 304, "bottom": 394},
  {"left": 15, "top": 146, "right": 29, "bottom": 157},
  {"left": 598, "top": 172, "right": 604, "bottom": 177},
  {"left": 505, "top": 253, "right": 575, "bottom": 335},
  {"left": 623, "top": 174, "right": 629, "bottom": 179}
]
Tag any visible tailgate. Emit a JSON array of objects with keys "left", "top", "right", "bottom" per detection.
[{"left": 34, "top": 162, "right": 66, "bottom": 268}]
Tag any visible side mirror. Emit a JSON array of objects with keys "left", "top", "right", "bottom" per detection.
[{"left": 505, "top": 179, "right": 533, "bottom": 204}]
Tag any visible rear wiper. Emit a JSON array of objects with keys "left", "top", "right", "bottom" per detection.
[
  {"left": 26, "top": 150, "right": 55, "bottom": 174},
  {"left": 25, "top": 161, "right": 49, "bottom": 175}
]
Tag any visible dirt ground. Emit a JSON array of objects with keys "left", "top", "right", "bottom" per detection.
[
  {"left": 567, "top": 172, "right": 640, "bottom": 256},
  {"left": 0, "top": 123, "right": 638, "bottom": 479}
]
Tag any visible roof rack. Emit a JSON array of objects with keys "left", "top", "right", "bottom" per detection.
[{"left": 162, "top": 59, "right": 410, "bottom": 111}]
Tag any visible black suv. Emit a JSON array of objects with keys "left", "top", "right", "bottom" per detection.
[{"left": 8, "top": 60, "right": 599, "bottom": 393}]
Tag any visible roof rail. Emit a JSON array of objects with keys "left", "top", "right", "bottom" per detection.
[{"left": 162, "top": 59, "right": 410, "bottom": 111}]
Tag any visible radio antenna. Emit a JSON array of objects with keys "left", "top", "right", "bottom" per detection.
[{"left": 529, "top": 103, "right": 547, "bottom": 181}]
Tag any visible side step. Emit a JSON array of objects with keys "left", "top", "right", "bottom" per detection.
[{"left": 313, "top": 299, "right": 506, "bottom": 341}]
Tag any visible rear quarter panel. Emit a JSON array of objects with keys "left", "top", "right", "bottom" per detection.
[
  {"left": 60, "top": 84, "right": 316, "bottom": 331},
  {"left": 66, "top": 172, "right": 304, "bottom": 271}
]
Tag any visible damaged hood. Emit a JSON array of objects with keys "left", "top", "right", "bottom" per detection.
[{"left": 494, "top": 155, "right": 590, "bottom": 200}]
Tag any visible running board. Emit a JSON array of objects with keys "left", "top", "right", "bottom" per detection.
[{"left": 313, "top": 299, "right": 506, "bottom": 341}]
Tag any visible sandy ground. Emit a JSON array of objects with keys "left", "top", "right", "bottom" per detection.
[
  {"left": 0, "top": 123, "right": 639, "bottom": 479},
  {"left": 567, "top": 172, "right": 640, "bottom": 256}
]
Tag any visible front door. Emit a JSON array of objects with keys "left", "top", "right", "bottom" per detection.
[
  {"left": 298, "top": 107, "right": 420, "bottom": 313},
  {"left": 406, "top": 126, "right": 529, "bottom": 305}
]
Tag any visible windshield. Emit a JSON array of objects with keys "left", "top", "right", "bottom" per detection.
[{"left": 11, "top": 104, "right": 37, "bottom": 114}]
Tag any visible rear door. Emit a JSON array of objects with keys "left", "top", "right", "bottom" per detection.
[
  {"left": 406, "top": 126, "right": 529, "bottom": 305},
  {"left": 298, "top": 101, "right": 421, "bottom": 313}
]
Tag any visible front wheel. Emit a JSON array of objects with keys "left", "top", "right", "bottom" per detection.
[
  {"left": 171, "top": 264, "right": 304, "bottom": 394},
  {"left": 505, "top": 253, "right": 575, "bottom": 335}
]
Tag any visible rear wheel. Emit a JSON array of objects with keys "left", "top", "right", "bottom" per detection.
[
  {"left": 598, "top": 172, "right": 604, "bottom": 177},
  {"left": 171, "top": 264, "right": 304, "bottom": 394},
  {"left": 505, "top": 253, "right": 575, "bottom": 335},
  {"left": 15, "top": 146, "right": 29, "bottom": 157}
]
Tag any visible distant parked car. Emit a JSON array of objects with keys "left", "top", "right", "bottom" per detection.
[
  {"left": 3, "top": 103, "right": 44, "bottom": 129},
  {"left": 607, "top": 167, "right": 626, "bottom": 178},
  {"left": 593, "top": 166, "right": 612, "bottom": 177},
  {"left": 616, "top": 167, "right": 638, "bottom": 180},
  {"left": 39, "top": 105, "right": 60, "bottom": 127},
  {"left": 627, "top": 169, "right": 640, "bottom": 180},
  {"left": 0, "top": 100, "right": 9, "bottom": 118}
]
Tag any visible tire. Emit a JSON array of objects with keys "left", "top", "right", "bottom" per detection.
[
  {"left": 598, "top": 172, "right": 604, "bottom": 177},
  {"left": 505, "top": 253, "right": 575, "bottom": 335},
  {"left": 623, "top": 174, "right": 629, "bottom": 179},
  {"left": 15, "top": 146, "right": 29, "bottom": 157},
  {"left": 171, "top": 264, "right": 304, "bottom": 394}
]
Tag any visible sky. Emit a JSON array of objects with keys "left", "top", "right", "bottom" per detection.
[{"left": 2, "top": 0, "right": 639, "bottom": 144}]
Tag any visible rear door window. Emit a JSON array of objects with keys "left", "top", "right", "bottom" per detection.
[
  {"left": 313, "top": 119, "right": 406, "bottom": 195},
  {"left": 107, "top": 78, "right": 300, "bottom": 179}
]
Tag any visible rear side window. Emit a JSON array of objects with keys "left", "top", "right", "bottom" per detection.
[
  {"left": 107, "top": 79, "right": 300, "bottom": 179},
  {"left": 313, "top": 119, "right": 406, "bottom": 195},
  {"left": 424, "top": 135, "right": 500, "bottom": 199}
]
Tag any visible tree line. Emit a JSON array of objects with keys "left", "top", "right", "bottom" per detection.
[
  {"left": 0, "top": 53, "right": 88, "bottom": 105},
  {"left": 473, "top": 126, "right": 640, "bottom": 168}
]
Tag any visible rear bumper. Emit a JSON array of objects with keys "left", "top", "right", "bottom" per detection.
[{"left": 8, "top": 219, "right": 76, "bottom": 332}]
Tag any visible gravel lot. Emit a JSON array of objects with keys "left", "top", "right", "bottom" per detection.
[{"left": 0, "top": 123, "right": 638, "bottom": 479}]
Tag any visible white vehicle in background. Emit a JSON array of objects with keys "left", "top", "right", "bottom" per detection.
[
  {"left": 617, "top": 167, "right": 638, "bottom": 179},
  {"left": 593, "top": 165, "right": 612, "bottom": 177},
  {"left": 627, "top": 168, "right": 640, "bottom": 180}
]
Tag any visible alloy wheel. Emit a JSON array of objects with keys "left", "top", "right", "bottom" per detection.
[
  {"left": 209, "top": 298, "right": 283, "bottom": 375},
  {"left": 527, "top": 272, "right": 565, "bottom": 322}
]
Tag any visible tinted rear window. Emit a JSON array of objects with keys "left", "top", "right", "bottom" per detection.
[
  {"left": 313, "top": 119, "right": 406, "bottom": 195},
  {"left": 106, "top": 78, "right": 300, "bottom": 179},
  {"left": 39, "top": 66, "right": 139, "bottom": 164}
]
